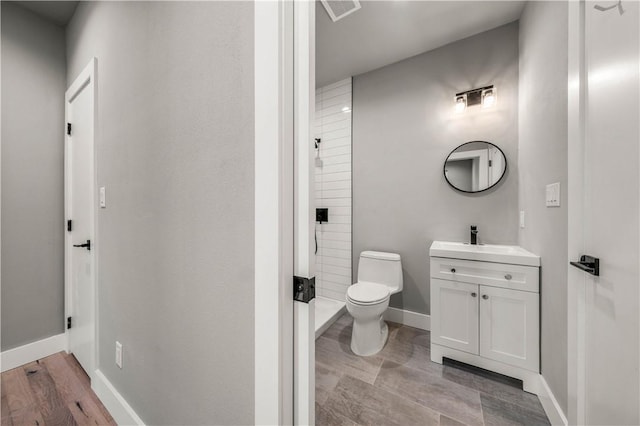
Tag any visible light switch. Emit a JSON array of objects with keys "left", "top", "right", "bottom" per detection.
[
  {"left": 546, "top": 183, "right": 560, "bottom": 207},
  {"left": 520, "top": 210, "right": 525, "bottom": 228},
  {"left": 100, "top": 187, "right": 106, "bottom": 208}
]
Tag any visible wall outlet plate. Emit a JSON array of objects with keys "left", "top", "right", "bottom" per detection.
[
  {"left": 99, "top": 186, "right": 106, "bottom": 208},
  {"left": 546, "top": 182, "right": 560, "bottom": 207}
]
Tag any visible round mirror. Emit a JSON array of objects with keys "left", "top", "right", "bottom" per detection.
[{"left": 444, "top": 141, "right": 507, "bottom": 193}]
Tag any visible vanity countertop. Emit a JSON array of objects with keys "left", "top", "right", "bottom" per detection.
[{"left": 429, "top": 240, "right": 540, "bottom": 267}]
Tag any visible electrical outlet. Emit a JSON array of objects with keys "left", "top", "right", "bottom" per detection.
[
  {"left": 100, "top": 187, "right": 106, "bottom": 208},
  {"left": 520, "top": 210, "right": 525, "bottom": 228},
  {"left": 115, "top": 341, "right": 123, "bottom": 369}
]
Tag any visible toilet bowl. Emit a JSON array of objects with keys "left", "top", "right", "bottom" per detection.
[{"left": 346, "top": 251, "right": 403, "bottom": 356}]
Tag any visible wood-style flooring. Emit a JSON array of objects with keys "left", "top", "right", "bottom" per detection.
[
  {"left": 1, "top": 351, "right": 116, "bottom": 426},
  {"left": 316, "top": 313, "right": 551, "bottom": 426}
]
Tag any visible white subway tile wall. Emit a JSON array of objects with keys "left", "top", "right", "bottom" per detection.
[{"left": 315, "top": 78, "right": 352, "bottom": 302}]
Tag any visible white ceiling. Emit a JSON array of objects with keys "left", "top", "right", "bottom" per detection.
[
  {"left": 13, "top": 1, "right": 79, "bottom": 26},
  {"left": 316, "top": 0, "right": 526, "bottom": 87}
]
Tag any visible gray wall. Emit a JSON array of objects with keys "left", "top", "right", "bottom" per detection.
[
  {"left": 353, "top": 23, "right": 519, "bottom": 314},
  {"left": 518, "top": 1, "right": 568, "bottom": 413},
  {"left": 1, "top": 2, "right": 66, "bottom": 351},
  {"left": 66, "top": 2, "right": 255, "bottom": 424}
]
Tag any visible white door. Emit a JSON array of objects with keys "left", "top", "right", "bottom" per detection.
[
  {"left": 568, "top": 2, "right": 640, "bottom": 424},
  {"left": 431, "top": 279, "right": 479, "bottom": 354},
  {"left": 479, "top": 286, "right": 539, "bottom": 371},
  {"left": 65, "top": 59, "right": 97, "bottom": 378}
]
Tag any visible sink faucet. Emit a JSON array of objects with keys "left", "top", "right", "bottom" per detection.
[{"left": 470, "top": 225, "right": 478, "bottom": 245}]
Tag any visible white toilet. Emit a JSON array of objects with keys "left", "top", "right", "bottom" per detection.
[{"left": 346, "top": 251, "right": 403, "bottom": 356}]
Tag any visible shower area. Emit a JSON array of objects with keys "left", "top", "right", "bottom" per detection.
[{"left": 314, "top": 78, "right": 352, "bottom": 338}]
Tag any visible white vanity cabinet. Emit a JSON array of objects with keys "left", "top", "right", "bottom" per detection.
[{"left": 429, "top": 241, "right": 541, "bottom": 391}]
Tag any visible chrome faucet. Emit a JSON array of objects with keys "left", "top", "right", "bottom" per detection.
[{"left": 470, "top": 225, "right": 478, "bottom": 245}]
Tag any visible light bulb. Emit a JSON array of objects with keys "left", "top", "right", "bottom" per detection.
[
  {"left": 482, "top": 89, "right": 495, "bottom": 108},
  {"left": 455, "top": 96, "right": 466, "bottom": 113}
]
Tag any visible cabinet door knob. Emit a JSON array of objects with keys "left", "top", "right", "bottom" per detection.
[
  {"left": 504, "top": 274, "right": 512, "bottom": 280},
  {"left": 471, "top": 292, "right": 477, "bottom": 297},
  {"left": 482, "top": 294, "right": 489, "bottom": 300},
  {"left": 450, "top": 268, "right": 456, "bottom": 273}
]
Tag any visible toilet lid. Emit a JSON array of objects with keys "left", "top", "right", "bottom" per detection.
[{"left": 347, "top": 282, "right": 390, "bottom": 304}]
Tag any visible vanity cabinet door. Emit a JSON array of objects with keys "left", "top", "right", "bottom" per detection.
[
  {"left": 479, "top": 286, "right": 539, "bottom": 371},
  {"left": 431, "top": 279, "right": 479, "bottom": 354}
]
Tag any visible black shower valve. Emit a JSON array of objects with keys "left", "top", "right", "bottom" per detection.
[{"left": 316, "top": 208, "right": 328, "bottom": 223}]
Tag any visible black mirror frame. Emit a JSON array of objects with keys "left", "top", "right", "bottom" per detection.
[{"left": 443, "top": 140, "right": 507, "bottom": 194}]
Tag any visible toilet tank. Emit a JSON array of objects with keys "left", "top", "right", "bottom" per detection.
[{"left": 357, "top": 251, "right": 403, "bottom": 293}]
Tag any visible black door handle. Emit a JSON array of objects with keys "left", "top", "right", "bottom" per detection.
[
  {"left": 73, "top": 240, "right": 91, "bottom": 251},
  {"left": 570, "top": 255, "right": 599, "bottom": 276}
]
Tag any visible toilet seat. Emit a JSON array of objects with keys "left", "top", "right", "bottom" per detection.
[{"left": 347, "top": 282, "right": 390, "bottom": 305}]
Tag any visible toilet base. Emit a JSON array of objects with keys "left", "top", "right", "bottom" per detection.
[{"left": 350, "top": 316, "right": 389, "bottom": 356}]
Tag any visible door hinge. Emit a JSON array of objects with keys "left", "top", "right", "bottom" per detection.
[
  {"left": 488, "top": 159, "right": 492, "bottom": 167},
  {"left": 67, "top": 123, "right": 72, "bottom": 136},
  {"left": 67, "top": 220, "right": 72, "bottom": 232},
  {"left": 293, "top": 276, "right": 316, "bottom": 303},
  {"left": 67, "top": 316, "right": 72, "bottom": 329}
]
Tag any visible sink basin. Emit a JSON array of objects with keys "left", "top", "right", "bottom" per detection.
[{"left": 429, "top": 241, "right": 540, "bottom": 267}]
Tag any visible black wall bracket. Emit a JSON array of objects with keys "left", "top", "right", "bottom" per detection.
[
  {"left": 294, "top": 276, "right": 316, "bottom": 303},
  {"left": 570, "top": 255, "right": 600, "bottom": 276}
]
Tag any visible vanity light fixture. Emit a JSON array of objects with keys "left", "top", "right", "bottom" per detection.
[{"left": 455, "top": 85, "right": 496, "bottom": 111}]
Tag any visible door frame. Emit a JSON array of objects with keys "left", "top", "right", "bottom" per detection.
[
  {"left": 254, "top": 2, "right": 295, "bottom": 424},
  {"left": 293, "top": 0, "right": 316, "bottom": 424},
  {"left": 64, "top": 57, "right": 98, "bottom": 381},
  {"left": 254, "top": 1, "right": 316, "bottom": 424},
  {"left": 567, "top": 1, "right": 586, "bottom": 423}
]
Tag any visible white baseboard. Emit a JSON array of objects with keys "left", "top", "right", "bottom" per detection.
[
  {"left": 538, "top": 375, "right": 568, "bottom": 426},
  {"left": 384, "top": 307, "right": 430, "bottom": 331},
  {"left": 1, "top": 333, "right": 67, "bottom": 372},
  {"left": 93, "top": 370, "right": 145, "bottom": 425}
]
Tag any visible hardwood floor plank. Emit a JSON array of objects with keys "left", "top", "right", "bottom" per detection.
[
  {"left": 7, "top": 407, "right": 45, "bottom": 426},
  {"left": 3, "top": 367, "right": 35, "bottom": 412},
  {"left": 23, "top": 360, "right": 67, "bottom": 422},
  {"left": 1, "top": 394, "right": 14, "bottom": 426},
  {"left": 43, "top": 353, "right": 116, "bottom": 425},
  {"left": 62, "top": 354, "right": 115, "bottom": 424},
  {"left": 41, "top": 353, "right": 86, "bottom": 402},
  {"left": 43, "top": 405, "right": 78, "bottom": 426},
  {"left": 2, "top": 352, "right": 115, "bottom": 426},
  {"left": 67, "top": 395, "right": 114, "bottom": 426},
  {"left": 63, "top": 353, "right": 90, "bottom": 388}
]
